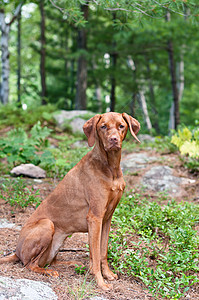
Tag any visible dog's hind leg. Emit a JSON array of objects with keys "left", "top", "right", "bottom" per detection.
[{"left": 16, "top": 218, "right": 58, "bottom": 277}]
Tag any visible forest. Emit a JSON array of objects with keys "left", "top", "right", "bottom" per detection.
[
  {"left": 0, "top": 0, "right": 199, "bottom": 135},
  {"left": 0, "top": 1, "right": 199, "bottom": 299}
]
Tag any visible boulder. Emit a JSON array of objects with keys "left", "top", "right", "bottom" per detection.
[
  {"left": 137, "top": 134, "right": 155, "bottom": 143},
  {"left": 121, "top": 153, "right": 159, "bottom": 173},
  {"left": 11, "top": 164, "right": 46, "bottom": 178},
  {"left": 141, "top": 166, "right": 182, "bottom": 194},
  {"left": 0, "top": 276, "right": 57, "bottom": 300},
  {"left": 70, "top": 117, "right": 86, "bottom": 134},
  {"left": 53, "top": 110, "right": 95, "bottom": 134}
]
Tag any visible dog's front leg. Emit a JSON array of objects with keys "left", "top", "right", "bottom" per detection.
[
  {"left": 87, "top": 210, "right": 112, "bottom": 291},
  {"left": 100, "top": 217, "right": 118, "bottom": 281}
]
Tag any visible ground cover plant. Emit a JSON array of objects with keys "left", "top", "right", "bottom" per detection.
[
  {"left": 0, "top": 177, "right": 40, "bottom": 208},
  {"left": 109, "top": 191, "right": 199, "bottom": 299}
]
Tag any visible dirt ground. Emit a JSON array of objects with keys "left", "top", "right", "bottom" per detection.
[{"left": 0, "top": 150, "right": 198, "bottom": 299}]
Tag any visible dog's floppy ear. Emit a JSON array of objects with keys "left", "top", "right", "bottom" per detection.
[
  {"left": 122, "top": 112, "right": 141, "bottom": 143},
  {"left": 83, "top": 114, "right": 101, "bottom": 147}
]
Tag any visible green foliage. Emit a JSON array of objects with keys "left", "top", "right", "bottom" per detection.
[
  {"left": 171, "top": 126, "right": 199, "bottom": 172},
  {"left": 42, "top": 135, "right": 89, "bottom": 178},
  {"left": 75, "top": 264, "right": 87, "bottom": 275},
  {"left": 0, "top": 104, "right": 56, "bottom": 130},
  {"left": 123, "top": 134, "right": 177, "bottom": 154},
  {"left": 109, "top": 192, "right": 199, "bottom": 299},
  {"left": 0, "top": 177, "right": 40, "bottom": 208},
  {"left": 0, "top": 122, "right": 54, "bottom": 166}
]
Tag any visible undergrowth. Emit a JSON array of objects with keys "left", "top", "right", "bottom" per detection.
[
  {"left": 0, "top": 177, "right": 40, "bottom": 208},
  {"left": 109, "top": 191, "right": 199, "bottom": 299}
]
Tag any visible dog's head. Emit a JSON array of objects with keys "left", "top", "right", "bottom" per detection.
[{"left": 83, "top": 112, "right": 140, "bottom": 150}]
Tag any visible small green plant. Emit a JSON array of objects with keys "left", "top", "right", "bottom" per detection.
[
  {"left": 67, "top": 271, "right": 95, "bottom": 300},
  {"left": 108, "top": 191, "right": 199, "bottom": 299},
  {"left": 75, "top": 264, "right": 87, "bottom": 275},
  {"left": 0, "top": 177, "right": 41, "bottom": 208},
  {"left": 0, "top": 121, "right": 55, "bottom": 167}
]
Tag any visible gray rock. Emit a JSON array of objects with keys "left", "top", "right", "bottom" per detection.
[
  {"left": 71, "top": 140, "right": 88, "bottom": 148},
  {"left": 0, "top": 218, "right": 21, "bottom": 230},
  {"left": 121, "top": 153, "right": 158, "bottom": 173},
  {"left": 141, "top": 166, "right": 182, "bottom": 194},
  {"left": 137, "top": 134, "right": 155, "bottom": 143},
  {"left": 70, "top": 117, "right": 86, "bottom": 134},
  {"left": 11, "top": 164, "right": 46, "bottom": 179},
  {"left": 53, "top": 110, "right": 94, "bottom": 134},
  {"left": 0, "top": 276, "right": 57, "bottom": 300}
]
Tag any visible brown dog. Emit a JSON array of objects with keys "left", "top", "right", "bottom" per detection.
[{"left": 0, "top": 112, "right": 140, "bottom": 290}]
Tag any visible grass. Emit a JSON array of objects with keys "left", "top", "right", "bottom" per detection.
[
  {"left": 66, "top": 271, "right": 96, "bottom": 300},
  {"left": 109, "top": 191, "right": 199, "bottom": 299}
]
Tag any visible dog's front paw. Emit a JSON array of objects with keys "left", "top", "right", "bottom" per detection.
[
  {"left": 103, "top": 269, "right": 118, "bottom": 281},
  {"left": 100, "top": 282, "right": 113, "bottom": 291}
]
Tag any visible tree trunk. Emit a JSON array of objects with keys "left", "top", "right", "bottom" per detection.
[
  {"left": 75, "top": 4, "right": 88, "bottom": 110},
  {"left": 110, "top": 50, "right": 117, "bottom": 112},
  {"left": 177, "top": 52, "right": 184, "bottom": 102},
  {"left": 130, "top": 93, "right": 137, "bottom": 116},
  {"left": 110, "top": 13, "right": 117, "bottom": 112},
  {"left": 17, "top": 8, "right": 21, "bottom": 104},
  {"left": 0, "top": 9, "right": 10, "bottom": 105},
  {"left": 139, "top": 90, "right": 152, "bottom": 132},
  {"left": 0, "top": 3, "right": 24, "bottom": 105},
  {"left": 127, "top": 56, "right": 152, "bottom": 131},
  {"left": 146, "top": 59, "right": 160, "bottom": 133},
  {"left": 166, "top": 11, "right": 180, "bottom": 130},
  {"left": 40, "top": 0, "right": 47, "bottom": 105}
]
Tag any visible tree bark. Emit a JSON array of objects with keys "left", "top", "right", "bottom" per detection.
[
  {"left": 110, "top": 50, "right": 117, "bottom": 112},
  {"left": 0, "top": 3, "right": 24, "bottom": 105},
  {"left": 17, "top": 8, "right": 21, "bottom": 104},
  {"left": 146, "top": 59, "right": 160, "bottom": 133},
  {"left": 110, "top": 13, "right": 117, "bottom": 112},
  {"left": 75, "top": 4, "right": 88, "bottom": 110},
  {"left": 127, "top": 56, "right": 152, "bottom": 131},
  {"left": 139, "top": 90, "right": 152, "bottom": 132},
  {"left": 40, "top": 0, "right": 47, "bottom": 105},
  {"left": 166, "top": 11, "right": 180, "bottom": 130},
  {"left": 0, "top": 9, "right": 10, "bottom": 104}
]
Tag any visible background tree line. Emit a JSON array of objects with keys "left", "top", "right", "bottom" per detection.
[{"left": 0, "top": 0, "right": 199, "bottom": 135}]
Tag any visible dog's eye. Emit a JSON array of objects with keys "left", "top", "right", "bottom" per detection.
[
  {"left": 119, "top": 124, "right": 125, "bottom": 129},
  {"left": 101, "top": 125, "right": 107, "bottom": 129}
]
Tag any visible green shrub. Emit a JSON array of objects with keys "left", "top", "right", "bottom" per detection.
[
  {"left": 0, "top": 121, "right": 55, "bottom": 167},
  {"left": 0, "top": 103, "right": 56, "bottom": 130},
  {"left": 171, "top": 127, "right": 199, "bottom": 158},
  {"left": 171, "top": 127, "right": 199, "bottom": 172}
]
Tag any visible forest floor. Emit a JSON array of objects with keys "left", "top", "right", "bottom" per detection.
[{"left": 0, "top": 148, "right": 198, "bottom": 300}]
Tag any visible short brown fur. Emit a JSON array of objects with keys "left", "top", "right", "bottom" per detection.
[{"left": 0, "top": 112, "right": 140, "bottom": 290}]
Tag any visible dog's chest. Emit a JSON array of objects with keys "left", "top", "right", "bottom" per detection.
[
  {"left": 104, "top": 178, "right": 125, "bottom": 219},
  {"left": 110, "top": 178, "right": 125, "bottom": 194}
]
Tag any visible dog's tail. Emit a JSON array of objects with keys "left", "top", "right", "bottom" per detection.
[{"left": 0, "top": 253, "right": 19, "bottom": 264}]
